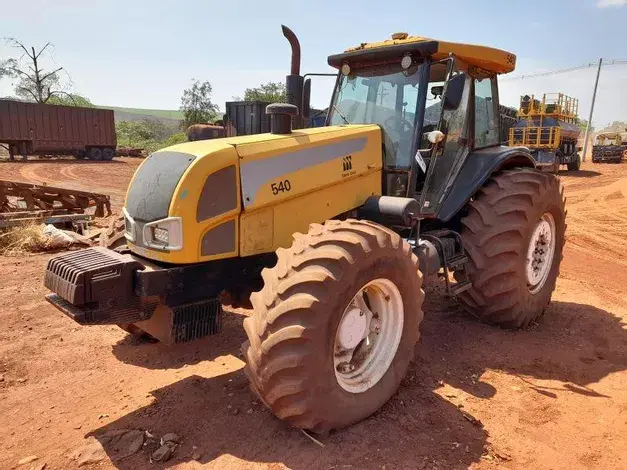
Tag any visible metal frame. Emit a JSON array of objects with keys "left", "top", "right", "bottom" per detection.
[
  {"left": 0, "top": 180, "right": 112, "bottom": 225},
  {"left": 509, "top": 126, "right": 562, "bottom": 149}
]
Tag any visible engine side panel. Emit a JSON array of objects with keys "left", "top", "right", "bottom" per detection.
[
  {"left": 235, "top": 125, "right": 382, "bottom": 211},
  {"left": 240, "top": 171, "right": 381, "bottom": 256},
  {"left": 236, "top": 125, "right": 383, "bottom": 257}
]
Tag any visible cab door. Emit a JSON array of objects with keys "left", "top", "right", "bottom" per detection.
[{"left": 418, "top": 67, "right": 472, "bottom": 217}]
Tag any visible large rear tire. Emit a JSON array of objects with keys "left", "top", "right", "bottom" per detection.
[
  {"left": 242, "top": 219, "right": 424, "bottom": 432},
  {"left": 455, "top": 168, "right": 566, "bottom": 328}
]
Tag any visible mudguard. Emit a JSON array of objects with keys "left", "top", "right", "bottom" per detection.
[{"left": 437, "top": 146, "right": 535, "bottom": 222}]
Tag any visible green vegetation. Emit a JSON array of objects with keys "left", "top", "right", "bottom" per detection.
[
  {"left": 241, "top": 81, "right": 286, "bottom": 103},
  {"left": 116, "top": 119, "right": 186, "bottom": 154},
  {"left": 180, "top": 79, "right": 219, "bottom": 129},
  {"left": 578, "top": 119, "right": 594, "bottom": 133},
  {"left": 48, "top": 94, "right": 94, "bottom": 107}
]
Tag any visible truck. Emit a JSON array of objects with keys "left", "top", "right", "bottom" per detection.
[
  {"left": 509, "top": 93, "right": 581, "bottom": 172},
  {"left": 592, "top": 131, "right": 627, "bottom": 163},
  {"left": 43, "top": 26, "right": 565, "bottom": 432},
  {"left": 0, "top": 100, "right": 117, "bottom": 161}
]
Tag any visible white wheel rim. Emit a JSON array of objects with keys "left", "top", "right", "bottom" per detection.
[
  {"left": 333, "top": 278, "right": 404, "bottom": 394},
  {"left": 526, "top": 212, "right": 556, "bottom": 294}
]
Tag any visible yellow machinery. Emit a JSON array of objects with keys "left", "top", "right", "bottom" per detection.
[
  {"left": 43, "top": 26, "right": 566, "bottom": 432},
  {"left": 509, "top": 93, "right": 582, "bottom": 171}
]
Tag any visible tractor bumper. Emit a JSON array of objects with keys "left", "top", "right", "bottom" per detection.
[{"left": 44, "top": 247, "right": 222, "bottom": 344}]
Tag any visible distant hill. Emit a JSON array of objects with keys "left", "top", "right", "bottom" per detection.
[
  {"left": 99, "top": 105, "right": 224, "bottom": 127},
  {"left": 97, "top": 106, "right": 183, "bottom": 126}
]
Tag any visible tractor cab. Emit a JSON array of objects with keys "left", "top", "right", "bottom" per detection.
[{"left": 323, "top": 33, "right": 516, "bottom": 218}]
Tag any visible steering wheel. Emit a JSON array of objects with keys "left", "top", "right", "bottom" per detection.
[{"left": 384, "top": 115, "right": 413, "bottom": 133}]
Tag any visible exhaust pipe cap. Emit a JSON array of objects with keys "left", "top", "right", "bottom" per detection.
[{"left": 266, "top": 103, "right": 299, "bottom": 134}]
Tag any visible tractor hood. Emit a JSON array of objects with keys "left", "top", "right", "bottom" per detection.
[{"left": 124, "top": 125, "right": 382, "bottom": 264}]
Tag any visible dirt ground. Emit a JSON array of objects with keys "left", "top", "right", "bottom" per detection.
[{"left": 0, "top": 157, "right": 625, "bottom": 470}]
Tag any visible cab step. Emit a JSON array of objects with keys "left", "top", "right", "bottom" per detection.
[
  {"left": 447, "top": 254, "right": 468, "bottom": 270},
  {"left": 450, "top": 279, "right": 472, "bottom": 296}
]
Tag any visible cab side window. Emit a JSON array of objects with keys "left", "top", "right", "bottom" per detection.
[{"left": 474, "top": 77, "right": 499, "bottom": 148}]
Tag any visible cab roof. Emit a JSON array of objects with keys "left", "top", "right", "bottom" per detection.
[{"left": 327, "top": 33, "right": 516, "bottom": 75}]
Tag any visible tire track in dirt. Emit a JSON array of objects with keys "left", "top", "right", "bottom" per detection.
[
  {"left": 1, "top": 158, "right": 143, "bottom": 213},
  {"left": 17, "top": 164, "right": 50, "bottom": 185},
  {"left": 59, "top": 165, "right": 82, "bottom": 182}
]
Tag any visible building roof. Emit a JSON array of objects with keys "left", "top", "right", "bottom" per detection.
[{"left": 328, "top": 33, "right": 516, "bottom": 74}]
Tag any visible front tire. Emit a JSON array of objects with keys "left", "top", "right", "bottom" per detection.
[
  {"left": 242, "top": 219, "right": 424, "bottom": 432},
  {"left": 567, "top": 154, "right": 581, "bottom": 171},
  {"left": 455, "top": 169, "right": 566, "bottom": 328}
]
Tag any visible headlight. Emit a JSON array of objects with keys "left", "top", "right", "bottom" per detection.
[
  {"left": 142, "top": 217, "right": 183, "bottom": 251},
  {"left": 152, "top": 226, "right": 169, "bottom": 244}
]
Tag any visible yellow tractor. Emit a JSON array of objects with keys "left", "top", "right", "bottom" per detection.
[{"left": 44, "top": 26, "right": 566, "bottom": 432}]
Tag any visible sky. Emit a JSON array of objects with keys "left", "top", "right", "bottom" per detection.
[{"left": 1, "top": 0, "right": 626, "bottom": 127}]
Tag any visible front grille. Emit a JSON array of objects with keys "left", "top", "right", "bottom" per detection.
[{"left": 171, "top": 298, "right": 223, "bottom": 343}]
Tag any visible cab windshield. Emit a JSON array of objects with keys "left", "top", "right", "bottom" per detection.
[{"left": 328, "top": 63, "right": 422, "bottom": 169}]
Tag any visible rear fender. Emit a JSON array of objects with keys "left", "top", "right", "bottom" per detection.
[{"left": 437, "top": 146, "right": 535, "bottom": 222}]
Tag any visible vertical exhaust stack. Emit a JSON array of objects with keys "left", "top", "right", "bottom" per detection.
[{"left": 281, "top": 25, "right": 304, "bottom": 129}]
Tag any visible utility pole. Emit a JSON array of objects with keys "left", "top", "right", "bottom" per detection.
[{"left": 582, "top": 58, "right": 602, "bottom": 161}]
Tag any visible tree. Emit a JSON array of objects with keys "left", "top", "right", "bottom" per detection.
[
  {"left": 243, "top": 81, "right": 286, "bottom": 103},
  {"left": 115, "top": 119, "right": 181, "bottom": 151},
  {"left": 47, "top": 94, "right": 94, "bottom": 107},
  {"left": 0, "top": 57, "right": 16, "bottom": 80},
  {"left": 179, "top": 79, "right": 219, "bottom": 129},
  {"left": 5, "top": 38, "right": 71, "bottom": 103}
]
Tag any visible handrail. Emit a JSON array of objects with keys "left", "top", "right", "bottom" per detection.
[
  {"left": 509, "top": 126, "right": 561, "bottom": 149},
  {"left": 517, "top": 93, "right": 578, "bottom": 122}
]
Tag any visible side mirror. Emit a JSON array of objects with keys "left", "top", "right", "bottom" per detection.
[
  {"left": 302, "top": 78, "right": 311, "bottom": 119},
  {"left": 427, "top": 130, "right": 445, "bottom": 144},
  {"left": 443, "top": 74, "right": 465, "bottom": 110},
  {"left": 431, "top": 86, "right": 444, "bottom": 98},
  {"left": 417, "top": 130, "right": 447, "bottom": 155}
]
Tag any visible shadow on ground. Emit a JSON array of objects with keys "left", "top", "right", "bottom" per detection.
[
  {"left": 111, "top": 311, "right": 248, "bottom": 370},
  {"left": 418, "top": 283, "right": 627, "bottom": 400},
  {"left": 558, "top": 169, "right": 602, "bottom": 178},
  {"left": 91, "top": 281, "right": 626, "bottom": 469},
  {"left": 90, "top": 369, "right": 488, "bottom": 470}
]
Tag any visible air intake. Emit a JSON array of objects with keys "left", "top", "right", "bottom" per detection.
[{"left": 266, "top": 103, "right": 298, "bottom": 134}]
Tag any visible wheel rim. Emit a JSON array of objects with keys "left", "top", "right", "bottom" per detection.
[
  {"left": 526, "top": 212, "right": 556, "bottom": 294},
  {"left": 333, "top": 278, "right": 404, "bottom": 394}
]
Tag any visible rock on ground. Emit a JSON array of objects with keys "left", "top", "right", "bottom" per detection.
[
  {"left": 152, "top": 442, "right": 176, "bottom": 462},
  {"left": 70, "top": 438, "right": 107, "bottom": 467}
]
